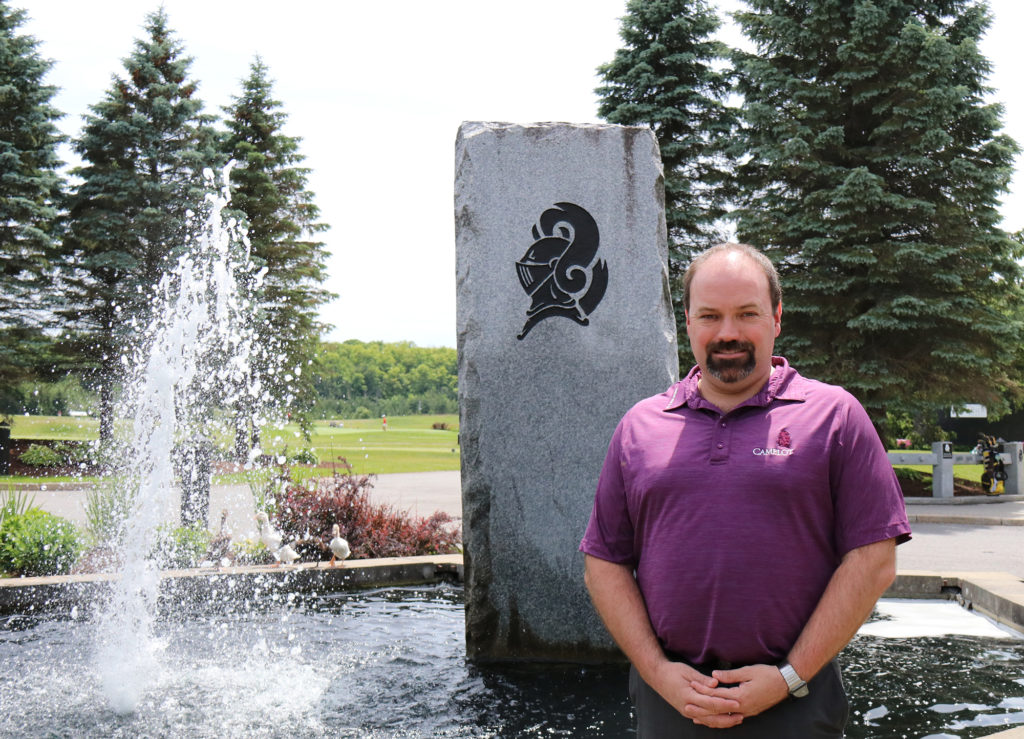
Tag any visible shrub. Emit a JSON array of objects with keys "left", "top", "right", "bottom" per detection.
[
  {"left": 151, "top": 523, "right": 211, "bottom": 569},
  {"left": 272, "top": 473, "right": 461, "bottom": 560},
  {"left": 288, "top": 448, "right": 319, "bottom": 465},
  {"left": 0, "top": 489, "right": 35, "bottom": 530},
  {"left": 16, "top": 441, "right": 94, "bottom": 468},
  {"left": 84, "top": 478, "right": 135, "bottom": 545},
  {"left": 0, "top": 509, "right": 82, "bottom": 576},
  {"left": 17, "top": 443, "right": 64, "bottom": 468},
  {"left": 231, "top": 538, "right": 276, "bottom": 566}
]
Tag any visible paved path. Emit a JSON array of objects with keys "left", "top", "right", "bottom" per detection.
[
  {"left": 17, "top": 471, "right": 463, "bottom": 541},
  {"left": 17, "top": 476, "right": 1024, "bottom": 578}
]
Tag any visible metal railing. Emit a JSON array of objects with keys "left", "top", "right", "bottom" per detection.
[{"left": 887, "top": 441, "right": 1024, "bottom": 498}]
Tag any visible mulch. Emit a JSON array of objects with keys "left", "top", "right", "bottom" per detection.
[{"left": 897, "top": 474, "right": 986, "bottom": 497}]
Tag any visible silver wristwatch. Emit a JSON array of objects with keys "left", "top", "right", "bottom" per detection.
[{"left": 778, "top": 662, "right": 809, "bottom": 698}]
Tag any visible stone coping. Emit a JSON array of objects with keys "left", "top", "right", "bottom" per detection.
[
  {"left": 990, "top": 728, "right": 1024, "bottom": 738},
  {"left": 0, "top": 554, "right": 464, "bottom": 615},
  {"left": 886, "top": 570, "right": 1024, "bottom": 637},
  {"left": 904, "top": 495, "right": 1024, "bottom": 505},
  {"left": 3, "top": 559, "right": 1021, "bottom": 643}
]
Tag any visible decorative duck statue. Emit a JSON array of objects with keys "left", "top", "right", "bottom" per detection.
[
  {"left": 256, "top": 511, "right": 282, "bottom": 552},
  {"left": 257, "top": 510, "right": 298, "bottom": 565},
  {"left": 276, "top": 542, "right": 300, "bottom": 566},
  {"left": 329, "top": 524, "right": 351, "bottom": 567},
  {"left": 203, "top": 509, "right": 234, "bottom": 567}
]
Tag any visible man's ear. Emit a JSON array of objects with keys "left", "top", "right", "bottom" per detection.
[{"left": 774, "top": 302, "right": 782, "bottom": 337}]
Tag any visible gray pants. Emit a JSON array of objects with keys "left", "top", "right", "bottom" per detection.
[{"left": 629, "top": 661, "right": 849, "bottom": 738}]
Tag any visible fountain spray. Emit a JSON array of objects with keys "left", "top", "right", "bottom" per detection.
[{"left": 94, "top": 163, "right": 267, "bottom": 713}]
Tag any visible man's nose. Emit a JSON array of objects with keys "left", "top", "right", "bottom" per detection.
[{"left": 716, "top": 315, "right": 741, "bottom": 340}]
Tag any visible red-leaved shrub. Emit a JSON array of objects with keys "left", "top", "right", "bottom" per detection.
[{"left": 272, "top": 473, "right": 461, "bottom": 560}]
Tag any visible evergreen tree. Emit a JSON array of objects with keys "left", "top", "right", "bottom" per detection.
[
  {"left": 596, "top": 0, "right": 737, "bottom": 351},
  {"left": 732, "top": 0, "right": 1024, "bottom": 430},
  {"left": 219, "top": 58, "right": 332, "bottom": 454},
  {"left": 0, "top": 1, "right": 65, "bottom": 411},
  {"left": 60, "top": 9, "right": 217, "bottom": 439}
]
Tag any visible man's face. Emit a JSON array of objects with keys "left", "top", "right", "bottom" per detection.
[{"left": 685, "top": 252, "right": 781, "bottom": 398}]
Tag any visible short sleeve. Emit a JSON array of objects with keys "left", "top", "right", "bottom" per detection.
[
  {"left": 579, "top": 419, "right": 638, "bottom": 565},
  {"left": 830, "top": 395, "right": 912, "bottom": 556}
]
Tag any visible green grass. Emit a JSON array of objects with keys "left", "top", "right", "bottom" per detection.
[
  {"left": 1, "top": 413, "right": 460, "bottom": 480},
  {"left": 259, "top": 414, "right": 460, "bottom": 475},
  {"left": 4, "top": 414, "right": 101, "bottom": 440},
  {"left": 888, "top": 449, "right": 984, "bottom": 484}
]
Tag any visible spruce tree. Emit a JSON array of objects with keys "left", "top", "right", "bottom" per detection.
[
  {"left": 596, "top": 0, "right": 737, "bottom": 352},
  {"left": 219, "top": 58, "right": 332, "bottom": 453},
  {"left": 732, "top": 0, "right": 1024, "bottom": 430},
  {"left": 61, "top": 9, "right": 217, "bottom": 439},
  {"left": 0, "top": 1, "right": 65, "bottom": 411}
]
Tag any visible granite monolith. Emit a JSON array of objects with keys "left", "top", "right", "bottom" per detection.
[{"left": 455, "top": 121, "right": 679, "bottom": 661}]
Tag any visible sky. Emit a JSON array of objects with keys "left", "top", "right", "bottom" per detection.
[{"left": 16, "top": 0, "right": 1024, "bottom": 350}]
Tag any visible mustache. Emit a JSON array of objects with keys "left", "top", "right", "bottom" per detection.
[{"left": 707, "top": 340, "right": 755, "bottom": 355}]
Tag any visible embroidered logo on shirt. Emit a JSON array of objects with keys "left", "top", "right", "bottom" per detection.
[{"left": 753, "top": 428, "right": 794, "bottom": 456}]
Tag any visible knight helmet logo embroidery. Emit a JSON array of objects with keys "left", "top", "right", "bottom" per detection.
[
  {"left": 515, "top": 202, "right": 609, "bottom": 340},
  {"left": 777, "top": 429, "right": 792, "bottom": 449}
]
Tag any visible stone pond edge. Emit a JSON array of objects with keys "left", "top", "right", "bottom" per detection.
[{"left": 2, "top": 558, "right": 1022, "bottom": 639}]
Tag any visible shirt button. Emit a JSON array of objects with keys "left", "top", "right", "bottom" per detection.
[{"left": 717, "top": 443, "right": 724, "bottom": 449}]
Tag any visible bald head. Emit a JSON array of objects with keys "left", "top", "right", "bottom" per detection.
[{"left": 682, "top": 243, "right": 781, "bottom": 315}]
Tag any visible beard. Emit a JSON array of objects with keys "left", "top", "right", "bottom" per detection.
[{"left": 705, "top": 340, "right": 757, "bottom": 383}]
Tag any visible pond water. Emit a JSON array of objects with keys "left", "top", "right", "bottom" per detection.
[{"left": 1, "top": 586, "right": 1022, "bottom": 738}]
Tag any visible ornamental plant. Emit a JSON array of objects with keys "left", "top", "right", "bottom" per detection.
[
  {"left": 17, "top": 443, "right": 63, "bottom": 467},
  {"left": 272, "top": 473, "right": 461, "bottom": 560},
  {"left": 0, "top": 508, "right": 82, "bottom": 576}
]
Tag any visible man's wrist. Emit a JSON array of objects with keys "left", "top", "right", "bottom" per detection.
[{"left": 778, "top": 661, "right": 809, "bottom": 698}]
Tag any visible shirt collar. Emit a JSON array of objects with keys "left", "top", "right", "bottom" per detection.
[{"left": 663, "top": 356, "right": 806, "bottom": 412}]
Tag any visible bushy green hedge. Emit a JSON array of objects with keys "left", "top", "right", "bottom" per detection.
[
  {"left": 17, "top": 441, "right": 92, "bottom": 468},
  {"left": 17, "top": 443, "right": 64, "bottom": 467},
  {"left": 0, "top": 509, "right": 82, "bottom": 576}
]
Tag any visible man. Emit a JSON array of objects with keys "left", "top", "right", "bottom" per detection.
[{"left": 580, "top": 243, "right": 911, "bottom": 736}]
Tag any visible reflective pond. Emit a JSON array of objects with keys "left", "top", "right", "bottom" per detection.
[{"left": 0, "top": 586, "right": 1021, "bottom": 737}]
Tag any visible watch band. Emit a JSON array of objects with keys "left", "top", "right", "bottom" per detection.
[{"left": 779, "top": 662, "right": 809, "bottom": 698}]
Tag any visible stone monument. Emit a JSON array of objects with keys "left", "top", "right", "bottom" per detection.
[{"left": 455, "top": 121, "right": 679, "bottom": 661}]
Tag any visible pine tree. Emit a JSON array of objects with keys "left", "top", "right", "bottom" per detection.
[
  {"left": 732, "top": 0, "right": 1024, "bottom": 430},
  {"left": 60, "top": 9, "right": 217, "bottom": 439},
  {"left": 219, "top": 58, "right": 332, "bottom": 454},
  {"left": 0, "top": 1, "right": 65, "bottom": 412},
  {"left": 596, "top": 0, "right": 737, "bottom": 352}
]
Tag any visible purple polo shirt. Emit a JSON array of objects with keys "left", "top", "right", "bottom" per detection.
[{"left": 580, "top": 357, "right": 911, "bottom": 666}]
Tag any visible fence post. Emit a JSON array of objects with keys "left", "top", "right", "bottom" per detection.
[
  {"left": 932, "top": 441, "right": 954, "bottom": 498},
  {"left": 1002, "top": 441, "right": 1024, "bottom": 496}
]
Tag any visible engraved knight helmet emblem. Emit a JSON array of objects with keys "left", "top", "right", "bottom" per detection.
[{"left": 515, "top": 202, "right": 609, "bottom": 340}]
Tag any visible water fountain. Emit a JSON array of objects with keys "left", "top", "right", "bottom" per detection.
[
  {"left": 1, "top": 158, "right": 1023, "bottom": 736},
  {"left": 79, "top": 163, "right": 271, "bottom": 714}
]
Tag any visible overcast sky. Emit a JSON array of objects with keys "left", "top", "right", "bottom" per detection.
[{"left": 17, "top": 0, "right": 1024, "bottom": 349}]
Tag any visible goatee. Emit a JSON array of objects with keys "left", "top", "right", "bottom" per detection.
[{"left": 705, "top": 340, "right": 756, "bottom": 383}]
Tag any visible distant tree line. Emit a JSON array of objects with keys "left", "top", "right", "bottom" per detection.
[
  {"left": 312, "top": 341, "right": 457, "bottom": 419},
  {"left": 0, "top": 4, "right": 330, "bottom": 451},
  {"left": 598, "top": 0, "right": 1023, "bottom": 442},
  {"left": 7, "top": 339, "right": 458, "bottom": 420}
]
